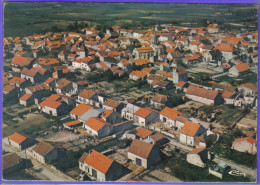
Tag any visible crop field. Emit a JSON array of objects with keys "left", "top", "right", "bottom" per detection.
[{"left": 4, "top": 2, "right": 257, "bottom": 37}]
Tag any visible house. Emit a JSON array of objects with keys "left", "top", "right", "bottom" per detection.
[
  {"left": 79, "top": 150, "right": 123, "bottom": 181},
  {"left": 38, "top": 94, "right": 69, "bottom": 116},
  {"left": 151, "top": 80, "right": 173, "bottom": 91},
  {"left": 184, "top": 53, "right": 201, "bottom": 65},
  {"left": 70, "top": 103, "right": 94, "bottom": 120},
  {"left": 231, "top": 137, "right": 257, "bottom": 154},
  {"left": 8, "top": 76, "right": 31, "bottom": 88},
  {"left": 186, "top": 85, "right": 224, "bottom": 105},
  {"left": 44, "top": 77, "right": 56, "bottom": 90},
  {"left": 149, "top": 132, "right": 168, "bottom": 145},
  {"left": 176, "top": 81, "right": 189, "bottom": 92},
  {"left": 101, "top": 110, "right": 122, "bottom": 124},
  {"left": 221, "top": 90, "right": 237, "bottom": 104},
  {"left": 3, "top": 85, "right": 17, "bottom": 95},
  {"left": 3, "top": 153, "right": 25, "bottom": 175},
  {"left": 79, "top": 108, "right": 105, "bottom": 123},
  {"left": 176, "top": 115, "right": 189, "bottom": 131},
  {"left": 134, "top": 107, "right": 159, "bottom": 126},
  {"left": 32, "top": 141, "right": 66, "bottom": 164},
  {"left": 129, "top": 71, "right": 148, "bottom": 81},
  {"left": 56, "top": 78, "right": 78, "bottom": 95},
  {"left": 21, "top": 67, "right": 51, "bottom": 84},
  {"left": 229, "top": 63, "right": 251, "bottom": 77},
  {"left": 78, "top": 89, "right": 101, "bottom": 107},
  {"left": 237, "top": 83, "right": 257, "bottom": 96},
  {"left": 180, "top": 121, "right": 206, "bottom": 146},
  {"left": 83, "top": 117, "right": 113, "bottom": 139},
  {"left": 136, "top": 127, "right": 153, "bottom": 140},
  {"left": 186, "top": 147, "right": 208, "bottom": 168},
  {"left": 7, "top": 132, "right": 37, "bottom": 150},
  {"left": 150, "top": 94, "right": 173, "bottom": 109},
  {"left": 214, "top": 43, "right": 234, "bottom": 60},
  {"left": 121, "top": 103, "right": 140, "bottom": 120},
  {"left": 34, "top": 58, "right": 60, "bottom": 70},
  {"left": 132, "top": 46, "right": 155, "bottom": 62},
  {"left": 63, "top": 120, "right": 82, "bottom": 131},
  {"left": 128, "top": 139, "right": 161, "bottom": 168},
  {"left": 172, "top": 67, "right": 188, "bottom": 84},
  {"left": 160, "top": 107, "right": 182, "bottom": 128},
  {"left": 19, "top": 93, "right": 34, "bottom": 106},
  {"left": 25, "top": 84, "right": 51, "bottom": 101},
  {"left": 102, "top": 99, "right": 124, "bottom": 113},
  {"left": 11, "top": 56, "right": 34, "bottom": 72}
]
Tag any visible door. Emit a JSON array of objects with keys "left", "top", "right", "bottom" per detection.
[
  {"left": 92, "top": 169, "right": 97, "bottom": 179},
  {"left": 136, "top": 158, "right": 142, "bottom": 166}
]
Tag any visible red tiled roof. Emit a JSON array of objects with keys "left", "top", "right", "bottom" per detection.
[
  {"left": 130, "top": 71, "right": 148, "bottom": 78},
  {"left": 128, "top": 139, "right": 154, "bottom": 159},
  {"left": 188, "top": 147, "right": 206, "bottom": 154},
  {"left": 84, "top": 150, "right": 114, "bottom": 174},
  {"left": 9, "top": 76, "right": 26, "bottom": 85},
  {"left": 151, "top": 94, "right": 168, "bottom": 104},
  {"left": 214, "top": 43, "right": 233, "bottom": 52},
  {"left": 21, "top": 67, "right": 47, "bottom": 77},
  {"left": 3, "top": 85, "right": 15, "bottom": 92},
  {"left": 84, "top": 117, "right": 110, "bottom": 132},
  {"left": 176, "top": 81, "right": 186, "bottom": 88},
  {"left": 78, "top": 89, "right": 96, "bottom": 99},
  {"left": 186, "top": 85, "right": 219, "bottom": 100},
  {"left": 37, "top": 58, "right": 60, "bottom": 66},
  {"left": 234, "top": 63, "right": 251, "bottom": 73},
  {"left": 98, "top": 62, "right": 109, "bottom": 70},
  {"left": 134, "top": 107, "right": 152, "bottom": 118},
  {"left": 103, "top": 99, "right": 121, "bottom": 109},
  {"left": 180, "top": 121, "right": 201, "bottom": 137},
  {"left": 233, "top": 137, "right": 257, "bottom": 144},
  {"left": 20, "top": 93, "right": 33, "bottom": 101},
  {"left": 8, "top": 132, "right": 30, "bottom": 144},
  {"left": 238, "top": 83, "right": 257, "bottom": 93},
  {"left": 102, "top": 110, "right": 113, "bottom": 118},
  {"left": 12, "top": 56, "right": 34, "bottom": 67},
  {"left": 160, "top": 107, "right": 181, "bottom": 121},
  {"left": 70, "top": 104, "right": 93, "bottom": 117},
  {"left": 64, "top": 120, "right": 81, "bottom": 127},
  {"left": 136, "top": 127, "right": 153, "bottom": 139},
  {"left": 45, "top": 78, "right": 55, "bottom": 84},
  {"left": 222, "top": 91, "right": 235, "bottom": 99}
]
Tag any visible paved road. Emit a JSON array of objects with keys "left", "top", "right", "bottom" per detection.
[
  {"left": 2, "top": 140, "right": 75, "bottom": 181},
  {"left": 213, "top": 157, "right": 257, "bottom": 180}
]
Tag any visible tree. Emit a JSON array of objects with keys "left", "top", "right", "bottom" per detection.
[
  {"left": 197, "top": 19, "right": 209, "bottom": 27},
  {"left": 103, "top": 69, "right": 114, "bottom": 82}
]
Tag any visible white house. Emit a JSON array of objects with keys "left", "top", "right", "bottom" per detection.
[
  {"left": 231, "top": 137, "right": 257, "bottom": 154},
  {"left": 128, "top": 139, "right": 161, "bottom": 168},
  {"left": 186, "top": 147, "right": 208, "bottom": 168},
  {"left": 134, "top": 107, "right": 159, "bottom": 127},
  {"left": 229, "top": 63, "right": 251, "bottom": 77},
  {"left": 79, "top": 150, "right": 123, "bottom": 181},
  {"left": 121, "top": 103, "right": 140, "bottom": 120},
  {"left": 160, "top": 107, "right": 182, "bottom": 128},
  {"left": 180, "top": 121, "right": 206, "bottom": 146}
]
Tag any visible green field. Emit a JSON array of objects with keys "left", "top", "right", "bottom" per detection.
[{"left": 4, "top": 2, "right": 258, "bottom": 37}]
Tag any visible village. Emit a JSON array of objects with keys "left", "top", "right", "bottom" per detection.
[{"left": 2, "top": 19, "right": 258, "bottom": 182}]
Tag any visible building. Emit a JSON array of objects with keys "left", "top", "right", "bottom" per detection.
[
  {"left": 78, "top": 89, "right": 101, "bottom": 107},
  {"left": 128, "top": 139, "right": 161, "bottom": 168},
  {"left": 160, "top": 107, "right": 182, "bottom": 128},
  {"left": 172, "top": 67, "right": 188, "bottom": 84},
  {"left": 231, "top": 137, "right": 257, "bottom": 154},
  {"left": 83, "top": 117, "right": 113, "bottom": 139},
  {"left": 19, "top": 93, "right": 34, "bottom": 106},
  {"left": 129, "top": 71, "right": 148, "bottom": 81},
  {"left": 180, "top": 121, "right": 206, "bottom": 146},
  {"left": 32, "top": 141, "right": 66, "bottom": 164},
  {"left": 102, "top": 99, "right": 124, "bottom": 113},
  {"left": 136, "top": 127, "right": 153, "bottom": 140},
  {"left": 186, "top": 85, "right": 224, "bottom": 105},
  {"left": 7, "top": 132, "right": 37, "bottom": 150},
  {"left": 63, "top": 120, "right": 82, "bottom": 131},
  {"left": 101, "top": 110, "right": 122, "bottom": 124},
  {"left": 79, "top": 150, "right": 124, "bottom": 181},
  {"left": 121, "top": 103, "right": 140, "bottom": 120},
  {"left": 134, "top": 107, "right": 159, "bottom": 126},
  {"left": 3, "top": 152, "right": 25, "bottom": 175},
  {"left": 70, "top": 103, "right": 94, "bottom": 120},
  {"left": 229, "top": 63, "right": 251, "bottom": 77},
  {"left": 38, "top": 94, "right": 69, "bottom": 116},
  {"left": 21, "top": 67, "right": 51, "bottom": 84},
  {"left": 237, "top": 83, "right": 257, "bottom": 96},
  {"left": 186, "top": 147, "right": 208, "bottom": 168},
  {"left": 150, "top": 94, "right": 173, "bottom": 109}
]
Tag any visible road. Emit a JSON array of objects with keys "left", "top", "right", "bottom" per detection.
[
  {"left": 167, "top": 138, "right": 256, "bottom": 180},
  {"left": 2, "top": 139, "right": 75, "bottom": 181},
  {"left": 213, "top": 157, "right": 257, "bottom": 180}
]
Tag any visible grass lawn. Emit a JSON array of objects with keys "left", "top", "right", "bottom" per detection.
[
  {"left": 215, "top": 72, "right": 258, "bottom": 86},
  {"left": 3, "top": 112, "right": 53, "bottom": 137},
  {"left": 3, "top": 169, "right": 39, "bottom": 180}
]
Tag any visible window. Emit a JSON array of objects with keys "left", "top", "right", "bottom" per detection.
[{"left": 92, "top": 169, "right": 97, "bottom": 179}]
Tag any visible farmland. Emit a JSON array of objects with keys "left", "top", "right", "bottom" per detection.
[{"left": 4, "top": 2, "right": 258, "bottom": 37}]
